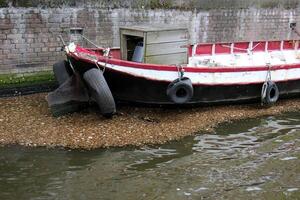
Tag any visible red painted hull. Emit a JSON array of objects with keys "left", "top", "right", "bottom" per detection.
[{"left": 64, "top": 40, "right": 300, "bottom": 104}]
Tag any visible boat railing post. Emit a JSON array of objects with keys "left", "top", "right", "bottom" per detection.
[
  {"left": 265, "top": 41, "right": 268, "bottom": 52},
  {"left": 279, "top": 40, "right": 287, "bottom": 63},
  {"left": 280, "top": 40, "right": 284, "bottom": 51},
  {"left": 212, "top": 44, "right": 216, "bottom": 62},
  {"left": 248, "top": 41, "right": 253, "bottom": 52},
  {"left": 265, "top": 41, "right": 271, "bottom": 65},
  {"left": 248, "top": 41, "right": 253, "bottom": 63},
  {"left": 294, "top": 40, "right": 299, "bottom": 51},
  {"left": 230, "top": 43, "right": 234, "bottom": 55},
  {"left": 192, "top": 43, "right": 198, "bottom": 57}
]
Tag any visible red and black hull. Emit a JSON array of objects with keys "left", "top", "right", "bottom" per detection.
[{"left": 69, "top": 57, "right": 300, "bottom": 105}]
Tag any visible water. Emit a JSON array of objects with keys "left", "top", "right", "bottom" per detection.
[{"left": 0, "top": 112, "right": 299, "bottom": 199}]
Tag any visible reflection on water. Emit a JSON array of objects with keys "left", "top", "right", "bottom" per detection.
[
  {"left": 0, "top": 112, "right": 299, "bottom": 199},
  {"left": 192, "top": 115, "right": 300, "bottom": 155},
  {"left": 129, "top": 113, "right": 300, "bottom": 170}
]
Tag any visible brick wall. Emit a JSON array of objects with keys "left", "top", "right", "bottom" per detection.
[{"left": 0, "top": 6, "right": 300, "bottom": 74}]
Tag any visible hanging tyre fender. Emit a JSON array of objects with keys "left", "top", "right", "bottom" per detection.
[
  {"left": 261, "top": 81, "right": 279, "bottom": 105},
  {"left": 83, "top": 68, "right": 116, "bottom": 117},
  {"left": 53, "top": 60, "right": 73, "bottom": 85},
  {"left": 166, "top": 77, "right": 194, "bottom": 104}
]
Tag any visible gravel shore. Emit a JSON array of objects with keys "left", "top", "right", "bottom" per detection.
[{"left": 1, "top": 93, "right": 300, "bottom": 149}]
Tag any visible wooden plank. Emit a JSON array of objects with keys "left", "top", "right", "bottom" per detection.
[
  {"left": 120, "top": 25, "right": 187, "bottom": 32},
  {"left": 120, "top": 29, "right": 144, "bottom": 37},
  {"left": 120, "top": 34, "right": 127, "bottom": 60},
  {"left": 146, "top": 30, "right": 188, "bottom": 44},
  {"left": 145, "top": 41, "right": 188, "bottom": 56},
  {"left": 145, "top": 52, "right": 188, "bottom": 65}
]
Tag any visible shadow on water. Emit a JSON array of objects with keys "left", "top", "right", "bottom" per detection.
[
  {"left": 0, "top": 146, "right": 106, "bottom": 199},
  {"left": 0, "top": 112, "right": 299, "bottom": 199}
]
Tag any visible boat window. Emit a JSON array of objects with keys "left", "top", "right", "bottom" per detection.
[{"left": 70, "top": 27, "right": 84, "bottom": 46}]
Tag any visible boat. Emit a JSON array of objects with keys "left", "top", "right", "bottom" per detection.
[{"left": 47, "top": 25, "right": 300, "bottom": 117}]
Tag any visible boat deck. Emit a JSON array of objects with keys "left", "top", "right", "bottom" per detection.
[
  {"left": 188, "top": 50, "right": 300, "bottom": 67},
  {"left": 188, "top": 41, "right": 300, "bottom": 68}
]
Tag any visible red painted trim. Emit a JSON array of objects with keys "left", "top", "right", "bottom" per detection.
[
  {"left": 68, "top": 52, "right": 300, "bottom": 86},
  {"left": 196, "top": 44, "right": 212, "bottom": 55},
  {"left": 215, "top": 43, "right": 231, "bottom": 54},
  {"left": 268, "top": 41, "right": 281, "bottom": 50},
  {"left": 283, "top": 41, "right": 294, "bottom": 49},
  {"left": 97, "top": 62, "right": 300, "bottom": 86},
  {"left": 192, "top": 40, "right": 300, "bottom": 56},
  {"left": 70, "top": 45, "right": 300, "bottom": 74},
  {"left": 234, "top": 42, "right": 249, "bottom": 53},
  {"left": 99, "top": 57, "right": 300, "bottom": 73},
  {"left": 253, "top": 41, "right": 266, "bottom": 51}
]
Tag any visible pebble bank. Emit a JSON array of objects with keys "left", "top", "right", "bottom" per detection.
[{"left": 1, "top": 93, "right": 300, "bottom": 149}]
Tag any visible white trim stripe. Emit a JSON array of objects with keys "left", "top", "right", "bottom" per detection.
[{"left": 98, "top": 61, "right": 300, "bottom": 85}]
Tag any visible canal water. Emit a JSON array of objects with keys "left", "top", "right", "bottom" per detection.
[{"left": 0, "top": 112, "right": 299, "bottom": 200}]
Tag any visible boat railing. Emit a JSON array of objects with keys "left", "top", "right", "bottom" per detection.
[{"left": 191, "top": 40, "right": 300, "bottom": 57}]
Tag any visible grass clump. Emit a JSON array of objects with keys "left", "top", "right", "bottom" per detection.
[{"left": 0, "top": 71, "right": 56, "bottom": 88}]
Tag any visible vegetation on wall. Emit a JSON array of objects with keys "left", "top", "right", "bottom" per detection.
[
  {"left": 0, "top": 0, "right": 299, "bottom": 9},
  {"left": 0, "top": 0, "right": 7, "bottom": 7},
  {"left": 148, "top": 0, "right": 172, "bottom": 9}
]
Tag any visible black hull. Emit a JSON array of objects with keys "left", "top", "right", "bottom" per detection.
[{"left": 69, "top": 57, "right": 300, "bottom": 105}]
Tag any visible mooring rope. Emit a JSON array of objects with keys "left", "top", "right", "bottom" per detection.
[
  {"left": 221, "top": 42, "right": 261, "bottom": 53},
  {"left": 95, "top": 48, "right": 110, "bottom": 74}
]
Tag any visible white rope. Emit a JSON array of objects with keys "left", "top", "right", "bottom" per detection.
[
  {"left": 221, "top": 42, "right": 261, "bottom": 52},
  {"left": 95, "top": 61, "right": 102, "bottom": 71},
  {"left": 67, "top": 58, "right": 76, "bottom": 73},
  {"left": 80, "top": 34, "right": 100, "bottom": 48},
  {"left": 95, "top": 48, "right": 110, "bottom": 74}
]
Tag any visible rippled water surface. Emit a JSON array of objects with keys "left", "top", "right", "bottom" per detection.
[{"left": 0, "top": 112, "right": 299, "bottom": 199}]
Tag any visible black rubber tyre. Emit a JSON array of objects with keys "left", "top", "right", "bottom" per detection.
[
  {"left": 83, "top": 68, "right": 116, "bottom": 117},
  {"left": 53, "top": 60, "right": 73, "bottom": 85},
  {"left": 262, "top": 81, "right": 279, "bottom": 105},
  {"left": 167, "top": 77, "right": 194, "bottom": 104}
]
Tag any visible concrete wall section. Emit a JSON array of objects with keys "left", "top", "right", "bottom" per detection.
[{"left": 0, "top": 7, "right": 299, "bottom": 73}]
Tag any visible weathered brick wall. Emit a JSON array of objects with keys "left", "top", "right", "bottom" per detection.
[
  {"left": 0, "top": 5, "right": 300, "bottom": 74},
  {"left": 1, "top": 0, "right": 299, "bottom": 10}
]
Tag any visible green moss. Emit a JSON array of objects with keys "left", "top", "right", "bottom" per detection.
[
  {"left": 281, "top": 0, "right": 300, "bottom": 9},
  {"left": 1, "top": 0, "right": 299, "bottom": 10},
  {"left": 0, "top": 71, "right": 56, "bottom": 88},
  {"left": 16, "top": 0, "right": 33, "bottom": 7},
  {"left": 0, "top": 0, "right": 8, "bottom": 7},
  {"left": 148, "top": 0, "right": 172, "bottom": 9},
  {"left": 259, "top": 1, "right": 280, "bottom": 9}
]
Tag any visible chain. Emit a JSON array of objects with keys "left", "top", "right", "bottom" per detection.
[
  {"left": 266, "top": 64, "right": 272, "bottom": 82},
  {"left": 261, "top": 64, "right": 272, "bottom": 104},
  {"left": 176, "top": 65, "right": 185, "bottom": 79}
]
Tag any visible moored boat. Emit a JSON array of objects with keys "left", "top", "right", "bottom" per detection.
[
  {"left": 47, "top": 26, "right": 300, "bottom": 116},
  {"left": 66, "top": 40, "right": 300, "bottom": 103}
]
